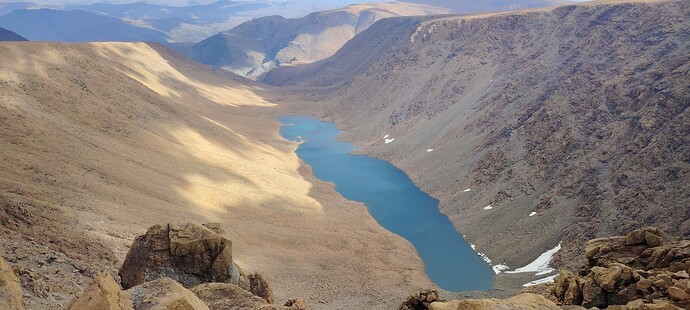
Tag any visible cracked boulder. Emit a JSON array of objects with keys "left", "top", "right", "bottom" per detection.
[{"left": 119, "top": 223, "right": 242, "bottom": 289}]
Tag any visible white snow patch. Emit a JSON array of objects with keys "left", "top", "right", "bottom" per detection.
[
  {"left": 492, "top": 264, "right": 510, "bottom": 274},
  {"left": 383, "top": 135, "right": 389, "bottom": 139},
  {"left": 385, "top": 138, "right": 395, "bottom": 144},
  {"left": 463, "top": 188, "right": 472, "bottom": 192},
  {"left": 470, "top": 244, "right": 476, "bottom": 250},
  {"left": 506, "top": 242, "right": 562, "bottom": 275},
  {"left": 529, "top": 211, "right": 538, "bottom": 217},
  {"left": 523, "top": 275, "right": 558, "bottom": 287},
  {"left": 483, "top": 205, "right": 493, "bottom": 210},
  {"left": 427, "top": 149, "right": 434, "bottom": 152},
  {"left": 477, "top": 252, "right": 492, "bottom": 264}
]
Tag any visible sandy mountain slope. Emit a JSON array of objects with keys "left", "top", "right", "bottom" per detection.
[
  {"left": 0, "top": 42, "right": 432, "bottom": 309},
  {"left": 185, "top": 2, "right": 447, "bottom": 78},
  {"left": 265, "top": 0, "right": 690, "bottom": 271}
]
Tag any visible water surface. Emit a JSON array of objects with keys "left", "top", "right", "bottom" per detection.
[{"left": 280, "top": 116, "right": 494, "bottom": 291}]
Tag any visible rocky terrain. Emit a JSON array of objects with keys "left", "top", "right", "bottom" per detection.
[
  {"left": 0, "top": 41, "right": 432, "bottom": 309},
  {"left": 185, "top": 2, "right": 447, "bottom": 78},
  {"left": 396, "top": 227, "right": 690, "bottom": 309},
  {"left": 265, "top": 0, "right": 690, "bottom": 273}
]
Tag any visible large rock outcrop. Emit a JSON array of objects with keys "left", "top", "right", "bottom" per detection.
[
  {"left": 191, "top": 283, "right": 275, "bottom": 310},
  {"left": 0, "top": 254, "right": 24, "bottom": 310},
  {"left": 126, "top": 277, "right": 209, "bottom": 310},
  {"left": 119, "top": 223, "right": 241, "bottom": 289},
  {"left": 397, "top": 290, "right": 560, "bottom": 310},
  {"left": 68, "top": 272, "right": 133, "bottom": 310},
  {"left": 551, "top": 227, "right": 690, "bottom": 309}
]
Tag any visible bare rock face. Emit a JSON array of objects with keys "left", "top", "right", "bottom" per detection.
[
  {"left": 0, "top": 254, "right": 24, "bottom": 310},
  {"left": 68, "top": 272, "right": 133, "bottom": 310},
  {"left": 552, "top": 270, "right": 581, "bottom": 305},
  {"left": 248, "top": 273, "right": 274, "bottom": 304},
  {"left": 282, "top": 299, "right": 308, "bottom": 310},
  {"left": 398, "top": 289, "right": 441, "bottom": 310},
  {"left": 126, "top": 277, "right": 209, "bottom": 310},
  {"left": 428, "top": 294, "right": 559, "bottom": 310},
  {"left": 119, "top": 223, "right": 241, "bottom": 289},
  {"left": 191, "top": 283, "right": 275, "bottom": 310},
  {"left": 625, "top": 227, "right": 666, "bottom": 247},
  {"left": 551, "top": 228, "right": 690, "bottom": 309}
]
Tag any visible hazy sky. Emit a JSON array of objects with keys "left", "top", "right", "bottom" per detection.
[{"left": 11, "top": 0, "right": 390, "bottom": 6}]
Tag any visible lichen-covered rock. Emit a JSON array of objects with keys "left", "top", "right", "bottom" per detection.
[
  {"left": 585, "top": 236, "right": 626, "bottom": 261},
  {"left": 580, "top": 276, "right": 605, "bottom": 308},
  {"left": 68, "top": 272, "right": 133, "bottom": 310},
  {"left": 126, "top": 277, "right": 209, "bottom": 310},
  {"left": 248, "top": 273, "right": 274, "bottom": 304},
  {"left": 0, "top": 254, "right": 24, "bottom": 310},
  {"left": 191, "top": 283, "right": 275, "bottom": 310},
  {"left": 282, "top": 298, "right": 308, "bottom": 310},
  {"left": 552, "top": 270, "right": 582, "bottom": 305},
  {"left": 398, "top": 289, "right": 441, "bottom": 310},
  {"left": 625, "top": 227, "right": 666, "bottom": 247},
  {"left": 119, "top": 223, "right": 241, "bottom": 289}
]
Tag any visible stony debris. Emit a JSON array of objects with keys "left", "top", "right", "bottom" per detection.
[
  {"left": 126, "top": 277, "right": 209, "bottom": 310},
  {"left": 0, "top": 253, "right": 24, "bottom": 310},
  {"left": 551, "top": 227, "right": 690, "bottom": 309},
  {"left": 68, "top": 271, "right": 133, "bottom": 310},
  {"left": 191, "top": 283, "right": 275, "bottom": 310},
  {"left": 119, "top": 223, "right": 241, "bottom": 289},
  {"left": 282, "top": 298, "right": 309, "bottom": 310},
  {"left": 398, "top": 290, "right": 441, "bottom": 310}
]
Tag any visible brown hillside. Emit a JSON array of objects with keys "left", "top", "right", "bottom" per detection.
[{"left": 0, "top": 42, "right": 431, "bottom": 309}]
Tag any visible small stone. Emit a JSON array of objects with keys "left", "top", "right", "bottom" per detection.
[{"left": 667, "top": 286, "right": 690, "bottom": 301}]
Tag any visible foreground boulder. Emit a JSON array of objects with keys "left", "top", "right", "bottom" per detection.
[
  {"left": 68, "top": 272, "right": 133, "bottom": 310},
  {"left": 126, "top": 277, "right": 209, "bottom": 310},
  {"left": 191, "top": 283, "right": 275, "bottom": 310},
  {"left": 551, "top": 227, "right": 690, "bottom": 309},
  {"left": 119, "top": 223, "right": 241, "bottom": 289},
  {"left": 0, "top": 254, "right": 24, "bottom": 310},
  {"left": 398, "top": 289, "right": 441, "bottom": 310},
  {"left": 430, "top": 293, "right": 559, "bottom": 310}
]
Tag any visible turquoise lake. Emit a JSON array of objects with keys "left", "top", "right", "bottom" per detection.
[{"left": 279, "top": 116, "right": 494, "bottom": 291}]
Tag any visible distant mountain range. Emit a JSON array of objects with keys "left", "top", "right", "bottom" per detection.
[
  {"left": 0, "top": 26, "right": 26, "bottom": 41},
  {"left": 184, "top": 2, "right": 447, "bottom": 78},
  {"left": 0, "top": 9, "right": 169, "bottom": 43},
  {"left": 0, "top": 1, "right": 398, "bottom": 43},
  {"left": 400, "top": 0, "right": 567, "bottom": 13}
]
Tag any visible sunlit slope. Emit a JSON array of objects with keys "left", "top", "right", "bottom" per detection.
[{"left": 0, "top": 42, "right": 429, "bottom": 309}]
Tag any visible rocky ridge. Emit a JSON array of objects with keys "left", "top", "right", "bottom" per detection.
[
  {"left": 54, "top": 222, "right": 305, "bottom": 310},
  {"left": 264, "top": 0, "right": 690, "bottom": 271},
  {"left": 397, "top": 227, "right": 689, "bottom": 309}
]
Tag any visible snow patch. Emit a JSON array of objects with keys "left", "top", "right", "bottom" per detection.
[
  {"left": 483, "top": 205, "right": 493, "bottom": 210},
  {"left": 506, "top": 242, "right": 562, "bottom": 275},
  {"left": 529, "top": 211, "right": 538, "bottom": 217},
  {"left": 427, "top": 149, "right": 434, "bottom": 152},
  {"left": 385, "top": 138, "right": 395, "bottom": 144},
  {"left": 383, "top": 134, "right": 389, "bottom": 139},
  {"left": 523, "top": 274, "right": 558, "bottom": 287},
  {"left": 463, "top": 188, "right": 472, "bottom": 192},
  {"left": 492, "top": 264, "right": 510, "bottom": 274}
]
